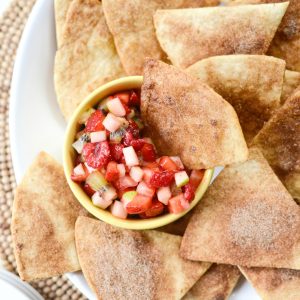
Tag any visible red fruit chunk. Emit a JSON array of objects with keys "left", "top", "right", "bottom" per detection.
[
  {"left": 190, "top": 170, "right": 205, "bottom": 189},
  {"left": 114, "top": 176, "right": 138, "bottom": 191},
  {"left": 115, "top": 92, "right": 130, "bottom": 105},
  {"left": 150, "top": 170, "right": 174, "bottom": 188},
  {"left": 127, "top": 120, "right": 140, "bottom": 138},
  {"left": 141, "top": 200, "right": 164, "bottom": 218},
  {"left": 105, "top": 161, "right": 119, "bottom": 182},
  {"left": 122, "top": 103, "right": 131, "bottom": 115},
  {"left": 109, "top": 143, "right": 124, "bottom": 162},
  {"left": 82, "top": 141, "right": 111, "bottom": 169},
  {"left": 126, "top": 194, "right": 152, "bottom": 214},
  {"left": 159, "top": 156, "right": 179, "bottom": 171},
  {"left": 129, "top": 91, "right": 140, "bottom": 106},
  {"left": 83, "top": 183, "right": 95, "bottom": 197},
  {"left": 85, "top": 110, "right": 105, "bottom": 132},
  {"left": 182, "top": 183, "right": 195, "bottom": 202},
  {"left": 141, "top": 143, "right": 156, "bottom": 162},
  {"left": 123, "top": 131, "right": 134, "bottom": 147},
  {"left": 168, "top": 194, "right": 189, "bottom": 214},
  {"left": 130, "top": 139, "right": 145, "bottom": 151}
]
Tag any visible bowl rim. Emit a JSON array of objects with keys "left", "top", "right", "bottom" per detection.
[{"left": 63, "top": 76, "right": 214, "bottom": 230}]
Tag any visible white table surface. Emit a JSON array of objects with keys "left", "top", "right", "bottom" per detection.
[{"left": 0, "top": 0, "right": 11, "bottom": 15}]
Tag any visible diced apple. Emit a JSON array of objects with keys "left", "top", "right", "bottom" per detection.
[
  {"left": 92, "top": 192, "right": 112, "bottom": 209},
  {"left": 90, "top": 131, "right": 106, "bottom": 143},
  {"left": 102, "top": 113, "right": 122, "bottom": 132},
  {"left": 129, "top": 166, "right": 144, "bottom": 183},
  {"left": 121, "top": 191, "right": 137, "bottom": 207},
  {"left": 159, "top": 156, "right": 178, "bottom": 171},
  {"left": 136, "top": 181, "right": 155, "bottom": 198},
  {"left": 73, "top": 163, "right": 85, "bottom": 176},
  {"left": 117, "top": 164, "right": 126, "bottom": 177},
  {"left": 123, "top": 146, "right": 139, "bottom": 167},
  {"left": 102, "top": 186, "right": 117, "bottom": 202},
  {"left": 170, "top": 156, "right": 184, "bottom": 169},
  {"left": 142, "top": 168, "right": 154, "bottom": 185},
  {"left": 175, "top": 171, "right": 189, "bottom": 187},
  {"left": 84, "top": 162, "right": 96, "bottom": 174},
  {"left": 107, "top": 97, "right": 126, "bottom": 117},
  {"left": 115, "top": 176, "right": 138, "bottom": 190},
  {"left": 111, "top": 201, "right": 127, "bottom": 219},
  {"left": 157, "top": 186, "right": 172, "bottom": 205}
]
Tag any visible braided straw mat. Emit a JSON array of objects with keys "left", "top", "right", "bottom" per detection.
[{"left": 0, "top": 0, "right": 87, "bottom": 299}]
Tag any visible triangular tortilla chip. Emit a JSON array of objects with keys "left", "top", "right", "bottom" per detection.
[
  {"left": 187, "top": 55, "right": 285, "bottom": 144},
  {"left": 141, "top": 59, "right": 248, "bottom": 169},
  {"left": 153, "top": 3, "right": 288, "bottom": 68},
  {"left": 184, "top": 264, "right": 241, "bottom": 300},
  {"left": 54, "top": 0, "right": 72, "bottom": 48},
  {"left": 180, "top": 148, "right": 300, "bottom": 269},
  {"left": 75, "top": 216, "right": 210, "bottom": 300},
  {"left": 252, "top": 89, "right": 300, "bottom": 201},
  {"left": 102, "top": 0, "right": 219, "bottom": 75},
  {"left": 224, "top": 0, "right": 300, "bottom": 72},
  {"left": 11, "top": 152, "right": 87, "bottom": 281},
  {"left": 54, "top": 0, "right": 125, "bottom": 120},
  {"left": 240, "top": 266, "right": 300, "bottom": 300},
  {"left": 281, "top": 70, "right": 300, "bottom": 104}
]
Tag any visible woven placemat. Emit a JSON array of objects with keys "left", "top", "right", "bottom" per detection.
[{"left": 0, "top": 1, "right": 87, "bottom": 299}]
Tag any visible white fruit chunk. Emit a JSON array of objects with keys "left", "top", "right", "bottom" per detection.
[
  {"left": 90, "top": 131, "right": 107, "bottom": 143},
  {"left": 157, "top": 187, "right": 172, "bottom": 205},
  {"left": 102, "top": 113, "right": 122, "bottom": 132},
  {"left": 92, "top": 192, "right": 112, "bottom": 209},
  {"left": 129, "top": 166, "right": 144, "bottom": 182},
  {"left": 123, "top": 146, "right": 139, "bottom": 167},
  {"left": 175, "top": 171, "right": 189, "bottom": 187},
  {"left": 107, "top": 98, "right": 126, "bottom": 117},
  {"left": 111, "top": 201, "right": 127, "bottom": 219}
]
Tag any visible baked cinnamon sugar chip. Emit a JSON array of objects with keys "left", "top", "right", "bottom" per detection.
[
  {"left": 180, "top": 148, "right": 300, "bottom": 269},
  {"left": 11, "top": 152, "right": 87, "bottom": 281},
  {"left": 187, "top": 55, "right": 285, "bottom": 143},
  {"left": 141, "top": 59, "right": 248, "bottom": 169},
  {"left": 75, "top": 216, "right": 210, "bottom": 300},
  {"left": 240, "top": 266, "right": 300, "bottom": 300},
  {"left": 281, "top": 70, "right": 300, "bottom": 104},
  {"left": 102, "top": 0, "right": 219, "bottom": 75},
  {"left": 153, "top": 3, "right": 288, "bottom": 68},
  {"left": 224, "top": 0, "right": 300, "bottom": 72},
  {"left": 54, "top": 0, "right": 125, "bottom": 120},
  {"left": 54, "top": 0, "right": 72, "bottom": 49},
  {"left": 253, "top": 89, "right": 300, "bottom": 201},
  {"left": 184, "top": 264, "right": 241, "bottom": 300}
]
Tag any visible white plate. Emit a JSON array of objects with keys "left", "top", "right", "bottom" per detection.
[{"left": 9, "top": 0, "right": 260, "bottom": 299}]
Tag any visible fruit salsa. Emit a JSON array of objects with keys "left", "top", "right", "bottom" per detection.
[{"left": 71, "top": 90, "right": 205, "bottom": 219}]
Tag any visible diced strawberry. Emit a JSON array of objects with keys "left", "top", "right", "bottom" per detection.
[
  {"left": 142, "top": 161, "right": 160, "bottom": 170},
  {"left": 123, "top": 131, "right": 134, "bottom": 147},
  {"left": 129, "top": 91, "right": 140, "bottom": 106},
  {"left": 182, "top": 183, "right": 195, "bottom": 202},
  {"left": 168, "top": 194, "right": 189, "bottom": 214},
  {"left": 150, "top": 170, "right": 174, "bottom": 188},
  {"left": 71, "top": 163, "right": 88, "bottom": 182},
  {"left": 82, "top": 141, "right": 111, "bottom": 169},
  {"left": 83, "top": 183, "right": 95, "bottom": 197},
  {"left": 122, "top": 103, "right": 131, "bottom": 115},
  {"left": 114, "top": 175, "right": 138, "bottom": 191},
  {"left": 85, "top": 110, "right": 105, "bottom": 132},
  {"left": 109, "top": 143, "right": 124, "bottom": 162},
  {"left": 141, "top": 143, "right": 156, "bottom": 162},
  {"left": 136, "top": 181, "right": 155, "bottom": 198},
  {"left": 159, "top": 156, "right": 179, "bottom": 171},
  {"left": 140, "top": 200, "right": 164, "bottom": 218},
  {"left": 127, "top": 120, "right": 140, "bottom": 138},
  {"left": 117, "top": 163, "right": 126, "bottom": 177},
  {"left": 105, "top": 161, "right": 119, "bottom": 182},
  {"left": 107, "top": 98, "right": 126, "bottom": 117},
  {"left": 126, "top": 194, "right": 152, "bottom": 214},
  {"left": 130, "top": 139, "right": 145, "bottom": 151},
  {"left": 114, "top": 92, "right": 130, "bottom": 105},
  {"left": 190, "top": 170, "right": 205, "bottom": 189}
]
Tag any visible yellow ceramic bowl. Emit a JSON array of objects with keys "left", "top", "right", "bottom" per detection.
[{"left": 63, "top": 76, "right": 213, "bottom": 230}]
